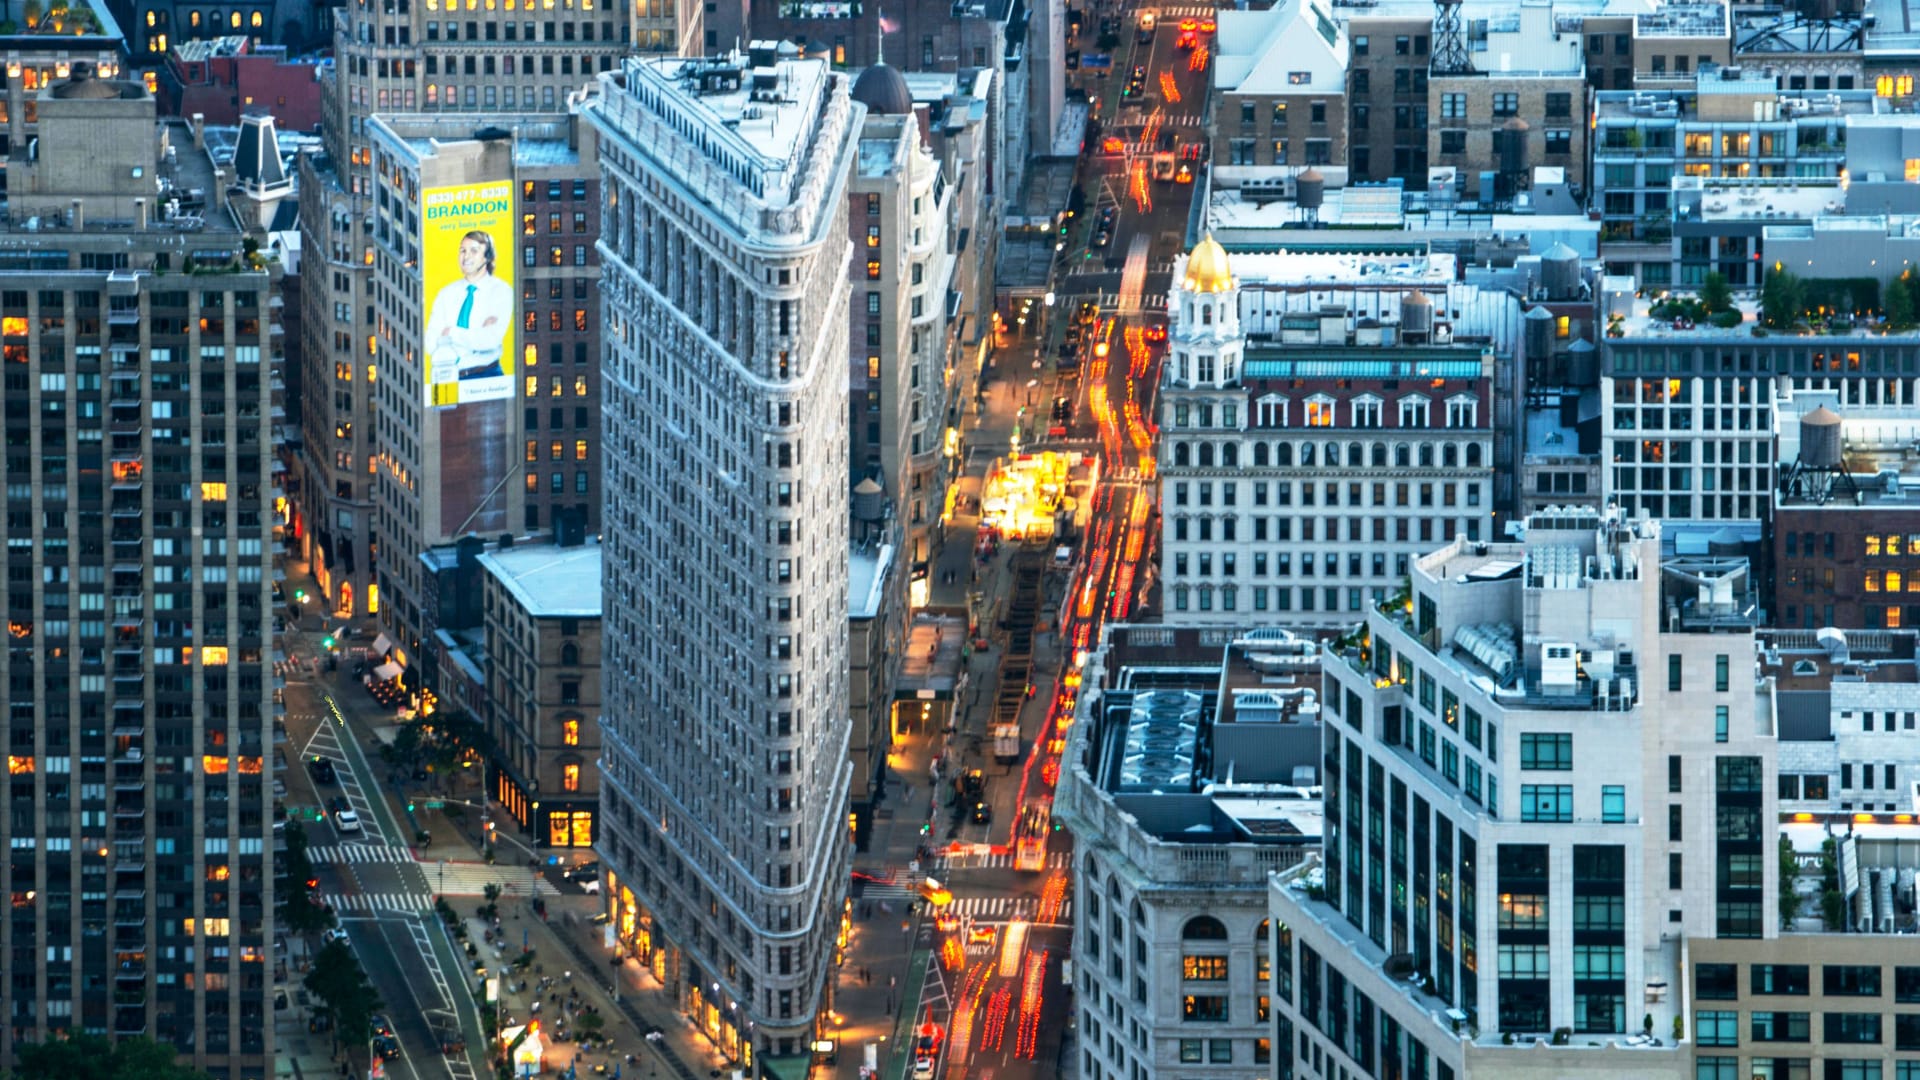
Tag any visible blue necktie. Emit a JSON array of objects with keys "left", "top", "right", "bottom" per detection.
[{"left": 456, "top": 283, "right": 475, "bottom": 329}]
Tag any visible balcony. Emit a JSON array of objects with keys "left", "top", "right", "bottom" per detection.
[
  {"left": 114, "top": 960, "right": 146, "bottom": 981},
  {"left": 113, "top": 1007, "right": 148, "bottom": 1035},
  {"left": 113, "top": 803, "right": 145, "bottom": 820}
]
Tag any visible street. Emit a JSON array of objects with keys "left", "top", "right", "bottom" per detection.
[{"left": 882, "top": 9, "right": 1206, "bottom": 1079}]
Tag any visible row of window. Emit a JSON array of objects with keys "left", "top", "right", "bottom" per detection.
[
  {"left": 1698, "top": 961, "right": 1920, "bottom": 1000},
  {"left": 1695, "top": 1008, "right": 1918, "bottom": 1048},
  {"left": 1238, "top": 394, "right": 1480, "bottom": 430},
  {"left": 1172, "top": 550, "right": 1418, "bottom": 579},
  {"left": 1172, "top": 439, "right": 1488, "bottom": 473},
  {"left": 1168, "top": 583, "right": 1381, "bottom": 615},
  {"left": 1699, "top": 1059, "right": 1919, "bottom": 1080},
  {"left": 1170, "top": 514, "right": 1449, "bottom": 549},
  {"left": 1437, "top": 128, "right": 1573, "bottom": 157}
]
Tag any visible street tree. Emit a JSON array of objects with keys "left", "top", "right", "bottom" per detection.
[
  {"left": 304, "top": 941, "right": 383, "bottom": 1055},
  {"left": 11, "top": 1035, "right": 213, "bottom": 1080}
]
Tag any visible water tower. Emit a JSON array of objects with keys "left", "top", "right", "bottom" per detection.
[{"left": 1780, "top": 405, "right": 1858, "bottom": 504}]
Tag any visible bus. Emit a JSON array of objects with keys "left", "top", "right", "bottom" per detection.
[{"left": 1013, "top": 799, "right": 1052, "bottom": 872}]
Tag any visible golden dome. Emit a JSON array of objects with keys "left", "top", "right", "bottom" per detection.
[{"left": 1183, "top": 234, "right": 1234, "bottom": 293}]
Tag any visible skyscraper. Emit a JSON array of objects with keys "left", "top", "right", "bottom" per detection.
[
  {"left": 292, "top": 0, "right": 631, "bottom": 631},
  {"left": 584, "top": 46, "right": 860, "bottom": 1073},
  {"left": 1269, "top": 505, "right": 1772, "bottom": 1077},
  {"left": 0, "top": 64, "right": 279, "bottom": 1077}
]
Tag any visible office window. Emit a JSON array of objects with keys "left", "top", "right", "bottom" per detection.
[
  {"left": 1520, "top": 784, "right": 1573, "bottom": 822},
  {"left": 1668, "top": 654, "right": 1682, "bottom": 691},
  {"left": 1695, "top": 1010, "right": 1738, "bottom": 1046},
  {"left": 1696, "top": 964, "right": 1739, "bottom": 999},
  {"left": 1752, "top": 964, "right": 1810, "bottom": 995},
  {"left": 1750, "top": 1011, "right": 1810, "bottom": 1042},
  {"left": 1520, "top": 733, "right": 1572, "bottom": 770},
  {"left": 1824, "top": 965, "right": 1883, "bottom": 996},
  {"left": 1715, "top": 705, "right": 1729, "bottom": 743},
  {"left": 1715, "top": 653, "right": 1730, "bottom": 692},
  {"left": 1824, "top": 1013, "right": 1882, "bottom": 1044},
  {"left": 1601, "top": 785, "right": 1625, "bottom": 822}
]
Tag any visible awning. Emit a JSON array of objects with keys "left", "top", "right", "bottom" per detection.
[
  {"left": 371, "top": 633, "right": 392, "bottom": 656},
  {"left": 372, "top": 661, "right": 402, "bottom": 681}
]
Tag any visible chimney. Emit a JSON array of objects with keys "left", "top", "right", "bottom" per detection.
[
  {"left": 70, "top": 198, "right": 83, "bottom": 230},
  {"left": 191, "top": 113, "right": 206, "bottom": 150}
]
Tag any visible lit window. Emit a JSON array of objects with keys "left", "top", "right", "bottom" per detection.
[
  {"left": 201, "top": 756, "right": 230, "bottom": 774},
  {"left": 1305, "top": 399, "right": 1334, "bottom": 427},
  {"left": 6, "top": 757, "right": 33, "bottom": 775},
  {"left": 563, "top": 763, "right": 581, "bottom": 792},
  {"left": 200, "top": 482, "right": 228, "bottom": 501},
  {"left": 200, "top": 646, "right": 229, "bottom": 666},
  {"left": 563, "top": 719, "right": 580, "bottom": 746},
  {"left": 574, "top": 440, "right": 588, "bottom": 461}
]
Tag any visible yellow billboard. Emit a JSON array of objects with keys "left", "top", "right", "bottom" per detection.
[{"left": 422, "top": 181, "right": 516, "bottom": 409}]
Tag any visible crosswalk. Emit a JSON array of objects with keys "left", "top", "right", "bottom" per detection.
[
  {"left": 321, "top": 891, "right": 433, "bottom": 914},
  {"left": 953, "top": 850, "right": 1074, "bottom": 871},
  {"left": 944, "top": 895, "right": 1075, "bottom": 923},
  {"left": 1152, "top": 3, "right": 1216, "bottom": 17},
  {"left": 308, "top": 843, "right": 414, "bottom": 864}
]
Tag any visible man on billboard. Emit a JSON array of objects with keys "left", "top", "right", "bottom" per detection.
[{"left": 426, "top": 229, "right": 514, "bottom": 386}]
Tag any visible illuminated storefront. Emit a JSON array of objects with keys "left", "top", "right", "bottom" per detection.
[{"left": 492, "top": 767, "right": 594, "bottom": 848}]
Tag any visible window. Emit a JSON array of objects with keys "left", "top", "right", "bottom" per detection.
[
  {"left": 1492, "top": 92, "right": 1519, "bottom": 117},
  {"left": 1497, "top": 943, "right": 1549, "bottom": 978},
  {"left": 1520, "top": 733, "right": 1572, "bottom": 770},
  {"left": 1695, "top": 1010, "right": 1739, "bottom": 1046},
  {"left": 1715, "top": 705, "right": 1729, "bottom": 743},
  {"left": 1896, "top": 966, "right": 1920, "bottom": 1002},
  {"left": 1178, "top": 1040, "right": 1202, "bottom": 1063},
  {"left": 1696, "top": 1059, "right": 1738, "bottom": 1080},
  {"left": 1498, "top": 893, "right": 1547, "bottom": 929},
  {"left": 1182, "top": 995, "right": 1228, "bottom": 1022},
  {"left": 1440, "top": 92, "right": 1466, "bottom": 118},
  {"left": 1825, "top": 965, "right": 1882, "bottom": 996},
  {"left": 562, "top": 718, "right": 580, "bottom": 746},
  {"left": 1750, "top": 1011, "right": 1810, "bottom": 1042},
  {"left": 1753, "top": 964, "right": 1810, "bottom": 995},
  {"left": 1440, "top": 130, "right": 1466, "bottom": 155},
  {"left": 1520, "top": 785, "right": 1573, "bottom": 822},
  {"left": 1182, "top": 955, "right": 1228, "bottom": 980},
  {"left": 562, "top": 763, "right": 581, "bottom": 792},
  {"left": 1696, "top": 964, "right": 1740, "bottom": 999},
  {"left": 1601, "top": 785, "right": 1625, "bottom": 822},
  {"left": 1668, "top": 653, "right": 1682, "bottom": 691},
  {"left": 1824, "top": 1013, "right": 1882, "bottom": 1044},
  {"left": 1715, "top": 653, "right": 1730, "bottom": 692}
]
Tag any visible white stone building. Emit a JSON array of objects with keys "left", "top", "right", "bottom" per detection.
[
  {"left": 1155, "top": 237, "right": 1506, "bottom": 626},
  {"left": 1270, "top": 505, "right": 1776, "bottom": 1079},
  {"left": 583, "top": 46, "right": 857, "bottom": 1071},
  {"left": 1053, "top": 625, "right": 1324, "bottom": 1079}
]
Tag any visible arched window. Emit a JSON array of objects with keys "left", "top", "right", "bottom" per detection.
[
  {"left": 1109, "top": 878, "right": 1123, "bottom": 904},
  {"left": 1349, "top": 442, "right": 1364, "bottom": 466},
  {"left": 1257, "top": 918, "right": 1270, "bottom": 944},
  {"left": 1202, "top": 304, "right": 1213, "bottom": 325},
  {"left": 1132, "top": 898, "right": 1146, "bottom": 926},
  {"left": 1467, "top": 443, "right": 1484, "bottom": 468},
  {"left": 1395, "top": 444, "right": 1411, "bottom": 468},
  {"left": 1372, "top": 443, "right": 1388, "bottom": 468},
  {"left": 1174, "top": 442, "right": 1191, "bottom": 468},
  {"left": 561, "top": 642, "right": 579, "bottom": 666},
  {"left": 1325, "top": 443, "right": 1340, "bottom": 466},
  {"left": 1442, "top": 443, "right": 1458, "bottom": 468},
  {"left": 1419, "top": 443, "right": 1435, "bottom": 468},
  {"left": 1300, "top": 442, "right": 1316, "bottom": 467},
  {"left": 1183, "top": 915, "right": 1229, "bottom": 940},
  {"left": 1253, "top": 442, "right": 1270, "bottom": 467},
  {"left": 1199, "top": 443, "right": 1215, "bottom": 468},
  {"left": 1222, "top": 443, "right": 1239, "bottom": 467},
  {"left": 1276, "top": 442, "right": 1294, "bottom": 467}
]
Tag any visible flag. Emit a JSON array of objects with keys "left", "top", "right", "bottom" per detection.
[{"left": 878, "top": 13, "right": 900, "bottom": 33}]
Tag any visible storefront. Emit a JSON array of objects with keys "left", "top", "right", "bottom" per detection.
[{"left": 491, "top": 768, "right": 595, "bottom": 848}]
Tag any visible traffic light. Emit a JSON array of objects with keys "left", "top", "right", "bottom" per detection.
[
  {"left": 406, "top": 800, "right": 416, "bottom": 813},
  {"left": 321, "top": 635, "right": 335, "bottom": 649},
  {"left": 294, "top": 588, "right": 306, "bottom": 601}
]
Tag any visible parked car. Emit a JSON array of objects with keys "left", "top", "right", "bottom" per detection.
[
  {"left": 334, "top": 808, "right": 361, "bottom": 833},
  {"left": 308, "top": 756, "right": 338, "bottom": 785},
  {"left": 564, "top": 862, "right": 600, "bottom": 882}
]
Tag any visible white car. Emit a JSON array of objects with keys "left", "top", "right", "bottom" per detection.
[
  {"left": 334, "top": 808, "right": 362, "bottom": 833},
  {"left": 580, "top": 877, "right": 601, "bottom": 894}
]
